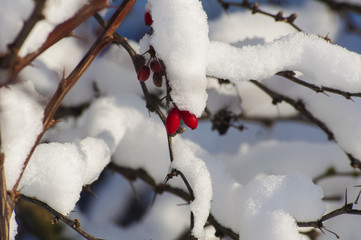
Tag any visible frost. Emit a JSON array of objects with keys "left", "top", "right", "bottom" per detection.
[{"left": 149, "top": 0, "right": 209, "bottom": 117}]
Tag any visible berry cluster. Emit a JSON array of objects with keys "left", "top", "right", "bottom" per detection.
[
  {"left": 165, "top": 107, "right": 198, "bottom": 135},
  {"left": 142, "top": 7, "right": 199, "bottom": 135},
  {"left": 137, "top": 10, "right": 164, "bottom": 87}
]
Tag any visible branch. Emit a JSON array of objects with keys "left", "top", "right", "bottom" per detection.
[
  {"left": 107, "top": 163, "right": 240, "bottom": 240},
  {"left": 216, "top": 0, "right": 302, "bottom": 32},
  {"left": 250, "top": 80, "right": 335, "bottom": 140},
  {"left": 313, "top": 166, "right": 361, "bottom": 184},
  {"left": 250, "top": 80, "right": 361, "bottom": 170},
  {"left": 0, "top": 0, "right": 47, "bottom": 71},
  {"left": 8, "top": 0, "right": 109, "bottom": 78},
  {"left": 315, "top": 0, "right": 361, "bottom": 15},
  {"left": 277, "top": 71, "right": 361, "bottom": 100},
  {"left": 19, "top": 194, "right": 103, "bottom": 240},
  {"left": 12, "top": 0, "right": 137, "bottom": 192}
]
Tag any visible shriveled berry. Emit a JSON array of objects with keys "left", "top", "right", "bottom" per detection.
[
  {"left": 144, "top": 11, "right": 153, "bottom": 26},
  {"left": 153, "top": 72, "right": 163, "bottom": 87},
  {"left": 137, "top": 65, "right": 150, "bottom": 82},
  {"left": 180, "top": 110, "right": 198, "bottom": 130},
  {"left": 150, "top": 60, "right": 162, "bottom": 73},
  {"left": 166, "top": 108, "right": 181, "bottom": 135}
]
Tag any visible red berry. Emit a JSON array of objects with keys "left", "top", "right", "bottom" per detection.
[
  {"left": 153, "top": 72, "right": 163, "bottom": 87},
  {"left": 180, "top": 111, "right": 198, "bottom": 130},
  {"left": 144, "top": 11, "right": 153, "bottom": 26},
  {"left": 166, "top": 108, "right": 181, "bottom": 135},
  {"left": 137, "top": 65, "right": 150, "bottom": 82},
  {"left": 150, "top": 60, "right": 162, "bottom": 73}
]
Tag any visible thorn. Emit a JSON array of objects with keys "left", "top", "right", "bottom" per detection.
[
  {"left": 129, "top": 180, "right": 140, "bottom": 202},
  {"left": 345, "top": 188, "right": 348, "bottom": 206},
  {"left": 83, "top": 184, "right": 98, "bottom": 198},
  {"left": 252, "top": 2, "right": 259, "bottom": 14},
  {"left": 355, "top": 190, "right": 361, "bottom": 204},
  {"left": 323, "top": 225, "right": 340, "bottom": 239}
]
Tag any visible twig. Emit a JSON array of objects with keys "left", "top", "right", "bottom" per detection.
[
  {"left": 12, "top": 0, "right": 137, "bottom": 192},
  {"left": 216, "top": 0, "right": 302, "bottom": 32},
  {"left": 250, "top": 80, "right": 361, "bottom": 170},
  {"left": 107, "top": 163, "right": 240, "bottom": 240},
  {"left": 313, "top": 167, "right": 361, "bottom": 184},
  {"left": 277, "top": 71, "right": 361, "bottom": 100},
  {"left": 316, "top": 0, "right": 361, "bottom": 15},
  {"left": 0, "top": 0, "right": 47, "bottom": 70},
  {"left": 250, "top": 80, "right": 335, "bottom": 140},
  {"left": 9, "top": 0, "right": 109, "bottom": 78},
  {"left": 20, "top": 194, "right": 103, "bottom": 240}
]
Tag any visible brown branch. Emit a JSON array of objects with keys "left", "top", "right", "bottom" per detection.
[
  {"left": 313, "top": 167, "right": 361, "bottom": 184},
  {"left": 298, "top": 202, "right": 361, "bottom": 228},
  {"left": 19, "top": 194, "right": 103, "bottom": 240},
  {"left": 107, "top": 163, "right": 240, "bottom": 240},
  {"left": 216, "top": 0, "right": 302, "bottom": 32},
  {"left": 0, "top": 0, "right": 47, "bottom": 71},
  {"left": 0, "top": 153, "right": 17, "bottom": 240},
  {"left": 12, "top": 0, "right": 137, "bottom": 192},
  {"left": 10, "top": 0, "right": 109, "bottom": 78},
  {"left": 315, "top": 0, "right": 361, "bottom": 15},
  {"left": 251, "top": 80, "right": 361, "bottom": 170},
  {"left": 250, "top": 80, "right": 335, "bottom": 140},
  {"left": 277, "top": 71, "right": 361, "bottom": 100}
]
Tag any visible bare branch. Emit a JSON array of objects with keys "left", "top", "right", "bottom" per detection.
[
  {"left": 216, "top": 0, "right": 302, "bottom": 32},
  {"left": 0, "top": 0, "right": 47, "bottom": 70},
  {"left": 20, "top": 194, "right": 103, "bottom": 240},
  {"left": 12, "top": 0, "right": 137, "bottom": 192},
  {"left": 107, "top": 163, "right": 240, "bottom": 240},
  {"left": 277, "top": 71, "right": 361, "bottom": 100}
]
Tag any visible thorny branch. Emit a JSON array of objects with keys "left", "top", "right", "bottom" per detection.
[
  {"left": 0, "top": 0, "right": 46, "bottom": 71},
  {"left": 298, "top": 189, "right": 361, "bottom": 237},
  {"left": 12, "top": 0, "right": 137, "bottom": 191},
  {"left": 250, "top": 80, "right": 361, "bottom": 170},
  {"left": 216, "top": 0, "right": 302, "bottom": 32},
  {"left": 19, "top": 194, "right": 103, "bottom": 240},
  {"left": 107, "top": 163, "right": 240, "bottom": 240},
  {"left": 94, "top": 13, "right": 198, "bottom": 238},
  {"left": 277, "top": 71, "right": 361, "bottom": 100}
]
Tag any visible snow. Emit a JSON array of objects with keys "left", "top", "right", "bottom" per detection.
[
  {"left": 18, "top": 0, "right": 89, "bottom": 57},
  {"left": 149, "top": 0, "right": 209, "bottom": 117},
  {"left": 0, "top": 81, "right": 44, "bottom": 189},
  {"left": 20, "top": 137, "right": 111, "bottom": 214},
  {"left": 207, "top": 32, "right": 361, "bottom": 92},
  {"left": 2, "top": 0, "right": 361, "bottom": 239},
  {"left": 171, "top": 138, "right": 212, "bottom": 239}
]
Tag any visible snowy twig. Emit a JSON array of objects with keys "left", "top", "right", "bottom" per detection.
[
  {"left": 216, "top": 0, "right": 302, "bottom": 32},
  {"left": 19, "top": 194, "right": 103, "bottom": 240},
  {"left": 277, "top": 71, "right": 361, "bottom": 100},
  {"left": 250, "top": 80, "right": 334, "bottom": 140},
  {"left": 12, "top": 0, "right": 137, "bottom": 192},
  {"left": 8, "top": 0, "right": 108, "bottom": 79},
  {"left": 94, "top": 13, "right": 201, "bottom": 237},
  {"left": 0, "top": 0, "right": 47, "bottom": 72},
  {"left": 251, "top": 80, "right": 361, "bottom": 170},
  {"left": 298, "top": 194, "right": 361, "bottom": 231},
  {"left": 107, "top": 163, "right": 240, "bottom": 240}
]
